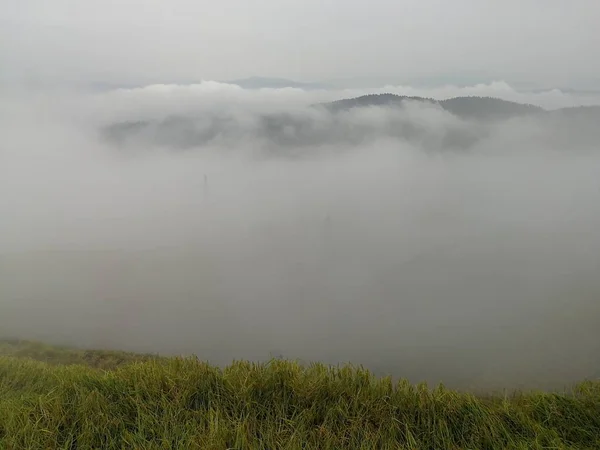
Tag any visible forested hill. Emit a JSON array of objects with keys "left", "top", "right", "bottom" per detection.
[
  {"left": 322, "top": 94, "right": 544, "bottom": 120},
  {"left": 101, "top": 94, "right": 600, "bottom": 151}
]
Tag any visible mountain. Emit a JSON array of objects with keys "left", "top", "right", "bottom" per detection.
[
  {"left": 101, "top": 94, "right": 600, "bottom": 153},
  {"left": 324, "top": 94, "right": 436, "bottom": 112},
  {"left": 322, "top": 94, "right": 543, "bottom": 120},
  {"left": 547, "top": 105, "right": 600, "bottom": 118},
  {"left": 440, "top": 96, "right": 543, "bottom": 120}
]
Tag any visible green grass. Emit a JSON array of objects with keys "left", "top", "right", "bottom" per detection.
[
  {"left": 0, "top": 338, "right": 160, "bottom": 370},
  {"left": 1, "top": 339, "right": 599, "bottom": 449}
]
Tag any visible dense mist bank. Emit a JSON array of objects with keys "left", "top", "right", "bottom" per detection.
[
  {"left": 103, "top": 93, "right": 600, "bottom": 153},
  {"left": 1, "top": 82, "right": 600, "bottom": 390}
]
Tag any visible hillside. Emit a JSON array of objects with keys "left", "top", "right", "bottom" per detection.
[
  {"left": 322, "top": 93, "right": 544, "bottom": 120},
  {"left": 102, "top": 93, "right": 600, "bottom": 152},
  {"left": 1, "top": 339, "right": 600, "bottom": 449},
  {"left": 440, "top": 96, "right": 543, "bottom": 119},
  {"left": 323, "top": 93, "right": 436, "bottom": 112}
]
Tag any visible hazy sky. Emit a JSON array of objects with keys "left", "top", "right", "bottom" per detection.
[{"left": 2, "top": 0, "right": 599, "bottom": 87}]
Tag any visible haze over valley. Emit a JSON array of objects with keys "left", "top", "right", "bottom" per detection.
[{"left": 2, "top": 81, "right": 600, "bottom": 390}]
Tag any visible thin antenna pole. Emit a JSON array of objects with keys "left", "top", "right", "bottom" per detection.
[{"left": 203, "top": 174, "right": 209, "bottom": 200}]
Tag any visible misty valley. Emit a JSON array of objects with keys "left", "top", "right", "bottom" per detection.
[
  {"left": 2, "top": 86, "right": 600, "bottom": 393},
  {"left": 4, "top": 1, "right": 600, "bottom": 446}
]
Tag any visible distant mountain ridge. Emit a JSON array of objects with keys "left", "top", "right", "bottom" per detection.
[
  {"left": 102, "top": 94, "right": 600, "bottom": 152},
  {"left": 321, "top": 94, "right": 545, "bottom": 120},
  {"left": 322, "top": 93, "right": 600, "bottom": 122}
]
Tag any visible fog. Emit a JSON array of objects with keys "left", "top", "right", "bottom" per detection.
[{"left": 1, "top": 82, "right": 600, "bottom": 391}]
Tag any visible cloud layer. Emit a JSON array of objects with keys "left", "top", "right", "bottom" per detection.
[{"left": 1, "top": 82, "right": 600, "bottom": 391}]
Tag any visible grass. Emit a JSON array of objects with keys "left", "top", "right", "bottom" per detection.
[
  {"left": 0, "top": 338, "right": 160, "bottom": 370},
  {"left": 1, "top": 339, "right": 599, "bottom": 449}
]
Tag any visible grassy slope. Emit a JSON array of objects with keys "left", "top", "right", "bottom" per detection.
[{"left": 1, "top": 339, "right": 599, "bottom": 449}]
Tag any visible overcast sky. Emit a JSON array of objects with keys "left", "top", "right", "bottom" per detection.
[{"left": 1, "top": 0, "right": 599, "bottom": 87}]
